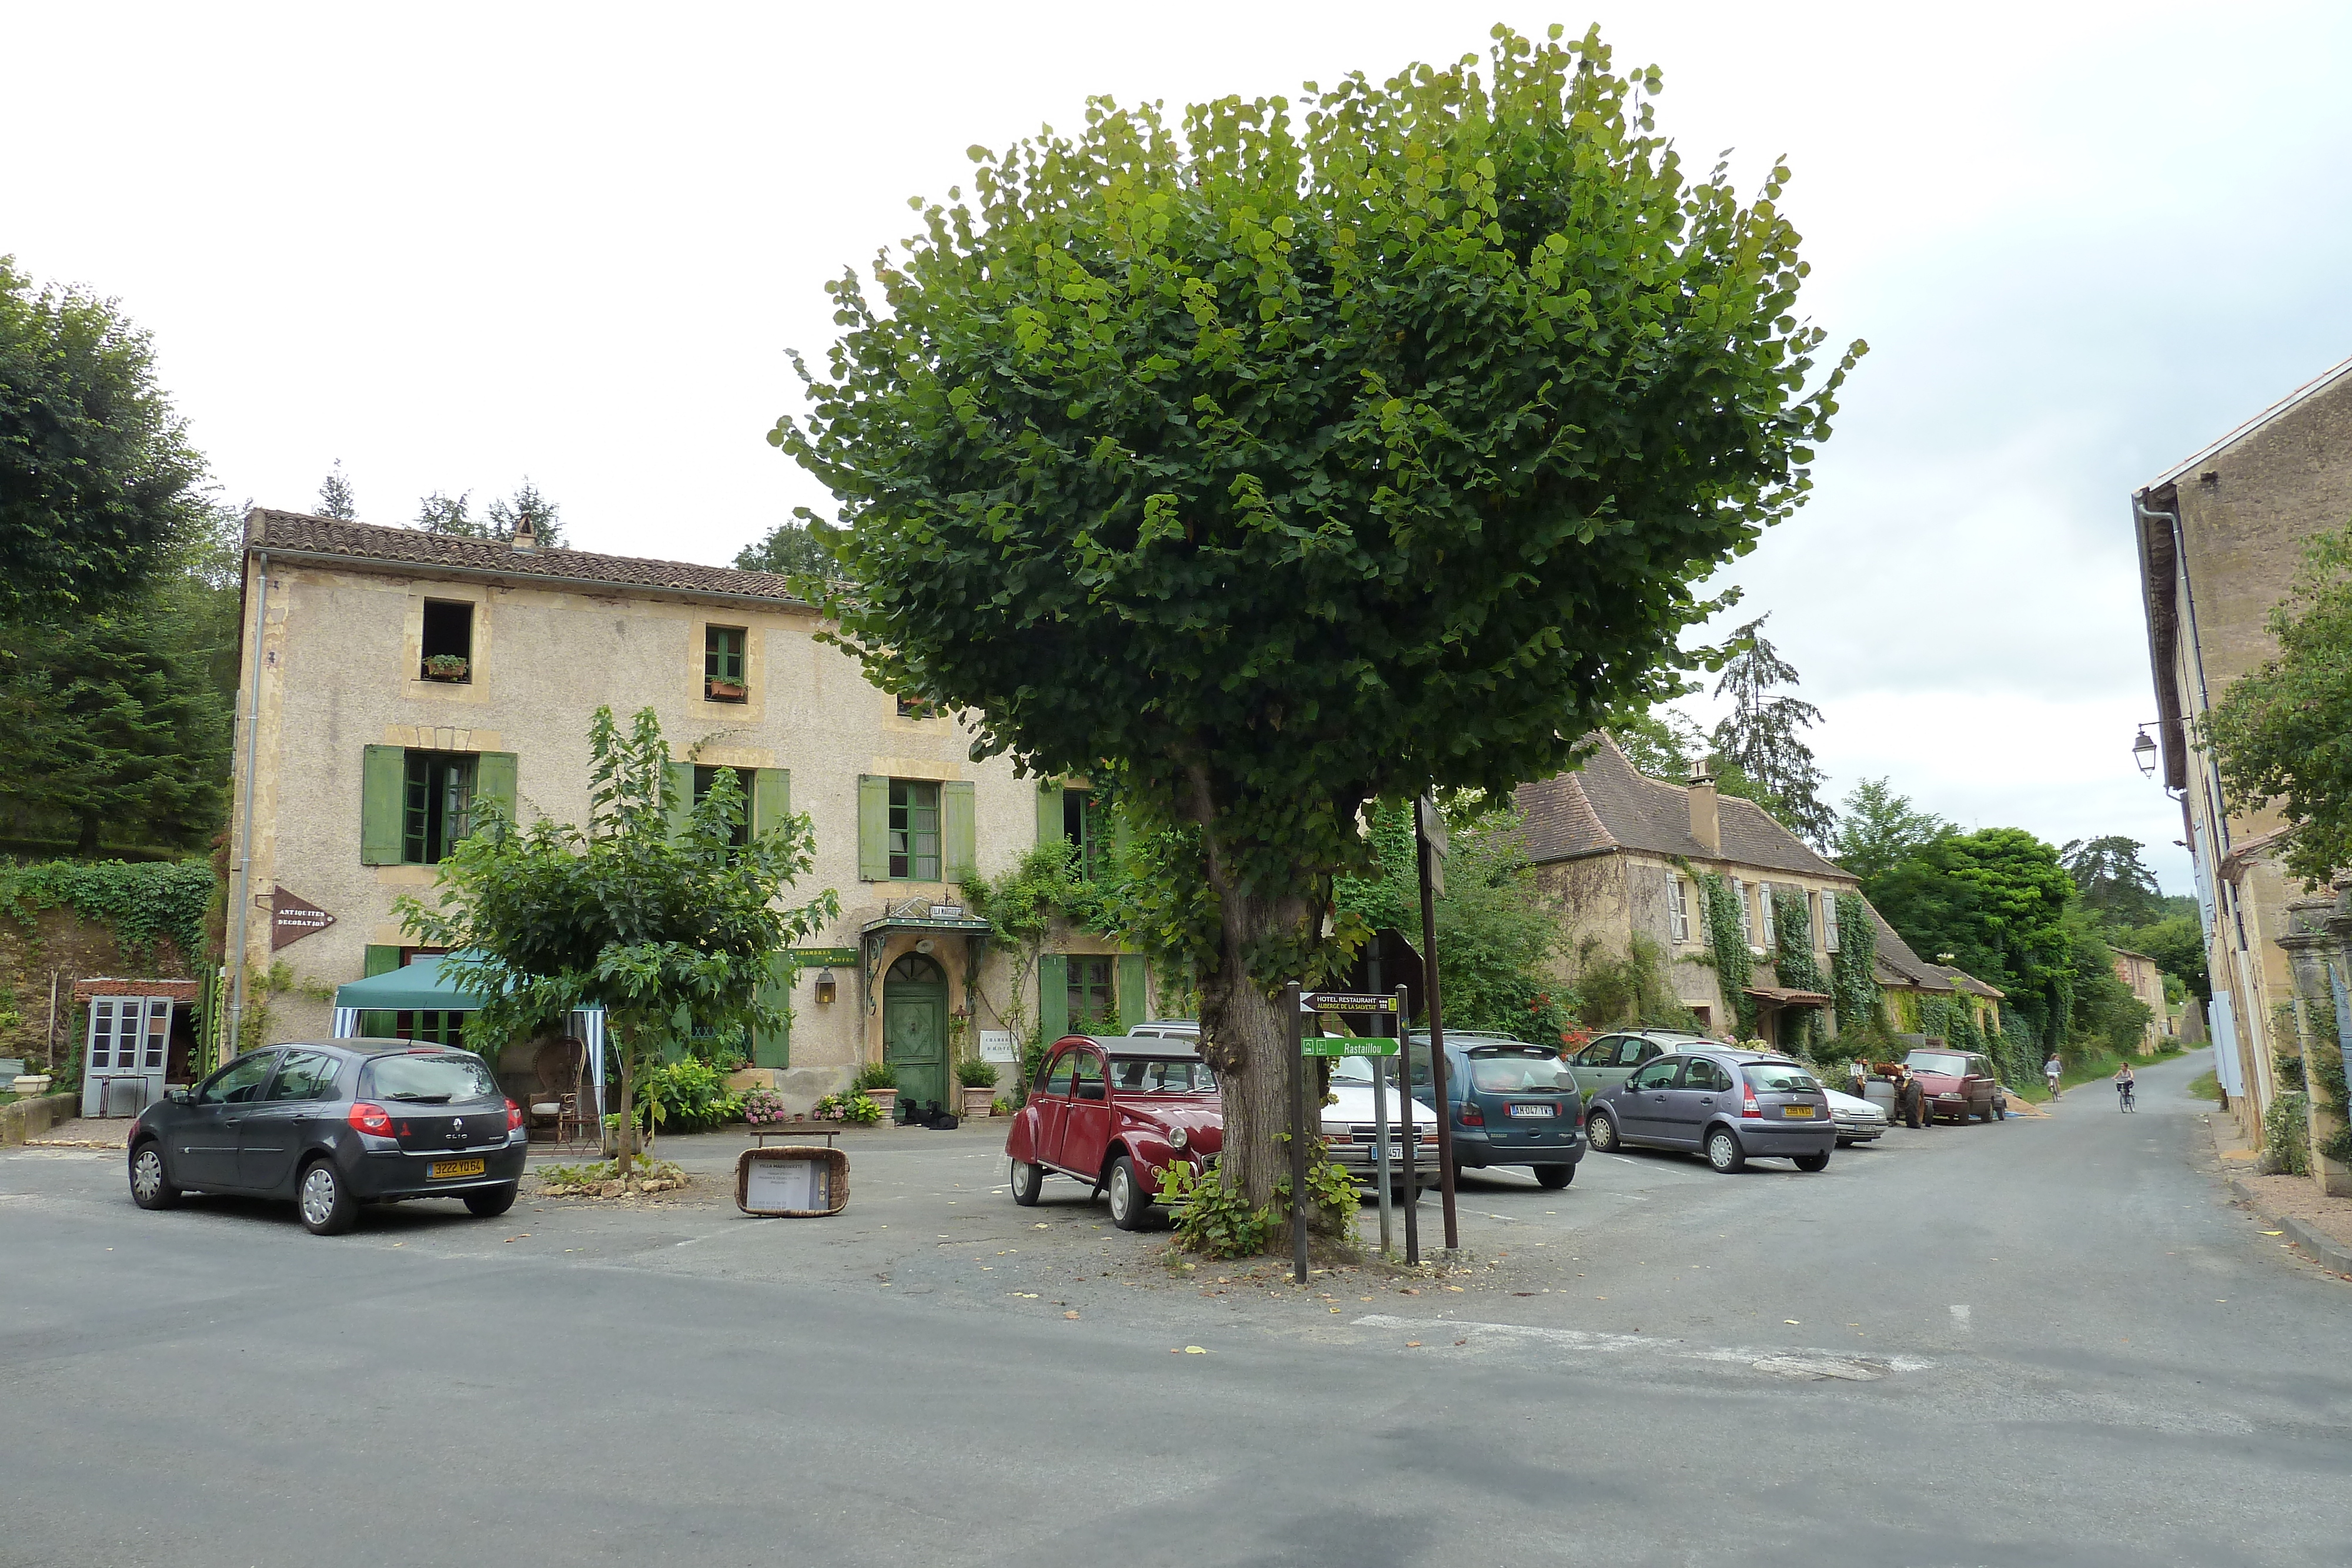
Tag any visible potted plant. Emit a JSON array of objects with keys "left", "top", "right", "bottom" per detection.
[
  {"left": 851, "top": 1061, "right": 899, "bottom": 1122},
  {"left": 706, "top": 677, "right": 748, "bottom": 701},
  {"left": 422, "top": 654, "right": 470, "bottom": 682},
  {"left": 812, "top": 1091, "right": 883, "bottom": 1125},
  {"left": 956, "top": 1057, "right": 1000, "bottom": 1117}
]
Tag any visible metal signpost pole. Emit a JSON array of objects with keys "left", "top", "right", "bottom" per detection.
[
  {"left": 1418, "top": 797, "right": 1460, "bottom": 1252},
  {"left": 1285, "top": 980, "right": 1308, "bottom": 1286},
  {"left": 1372, "top": 1001, "right": 1394, "bottom": 1257},
  {"left": 1399, "top": 1007, "right": 1420, "bottom": 1265}
]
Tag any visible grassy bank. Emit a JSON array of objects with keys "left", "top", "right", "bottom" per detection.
[{"left": 2187, "top": 1070, "right": 2223, "bottom": 1102}]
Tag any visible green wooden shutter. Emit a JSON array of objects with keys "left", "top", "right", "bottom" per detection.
[
  {"left": 666, "top": 761, "right": 696, "bottom": 839},
  {"left": 1117, "top": 955, "right": 1149, "bottom": 1034},
  {"left": 943, "top": 780, "right": 977, "bottom": 884},
  {"left": 1037, "top": 953, "right": 1069, "bottom": 1045},
  {"left": 858, "top": 775, "right": 890, "bottom": 880},
  {"left": 360, "top": 746, "right": 405, "bottom": 865},
  {"left": 751, "top": 951, "right": 792, "bottom": 1069},
  {"left": 475, "top": 750, "right": 518, "bottom": 827},
  {"left": 361, "top": 945, "right": 402, "bottom": 1038},
  {"left": 751, "top": 768, "right": 791, "bottom": 838},
  {"left": 1037, "top": 780, "right": 1064, "bottom": 846}
]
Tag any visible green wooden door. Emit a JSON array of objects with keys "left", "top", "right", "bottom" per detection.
[{"left": 883, "top": 954, "right": 948, "bottom": 1112}]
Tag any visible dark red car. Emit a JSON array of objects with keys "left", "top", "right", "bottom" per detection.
[
  {"left": 1905, "top": 1048, "right": 2007, "bottom": 1124},
  {"left": 1005, "top": 1034, "right": 1222, "bottom": 1230}
]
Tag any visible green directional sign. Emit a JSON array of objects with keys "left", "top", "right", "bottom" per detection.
[{"left": 1301, "top": 1036, "right": 1400, "bottom": 1057}]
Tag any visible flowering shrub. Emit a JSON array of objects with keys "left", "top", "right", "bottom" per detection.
[
  {"left": 742, "top": 1086, "right": 790, "bottom": 1125},
  {"left": 813, "top": 1092, "right": 883, "bottom": 1125}
]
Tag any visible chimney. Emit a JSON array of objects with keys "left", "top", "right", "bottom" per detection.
[
  {"left": 511, "top": 516, "right": 539, "bottom": 552},
  {"left": 1686, "top": 759, "right": 1720, "bottom": 855}
]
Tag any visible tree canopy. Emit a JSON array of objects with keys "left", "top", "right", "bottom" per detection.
[
  {"left": 1708, "top": 615, "right": 1836, "bottom": 848},
  {"left": 774, "top": 24, "right": 1859, "bottom": 1209},
  {"left": 395, "top": 707, "right": 837, "bottom": 1175},
  {"left": 735, "top": 519, "right": 838, "bottom": 580},
  {"left": 2204, "top": 519, "right": 2352, "bottom": 887},
  {"left": 415, "top": 482, "right": 566, "bottom": 547},
  {"left": 2059, "top": 834, "right": 2166, "bottom": 928},
  {"left": 1, "top": 256, "right": 210, "bottom": 620},
  {"left": 316, "top": 462, "right": 358, "bottom": 520},
  {"left": 1833, "top": 777, "right": 1953, "bottom": 882}
]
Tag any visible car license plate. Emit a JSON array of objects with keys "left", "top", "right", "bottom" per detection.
[
  {"left": 1506, "top": 1104, "right": 1558, "bottom": 1119},
  {"left": 1782, "top": 1106, "right": 1815, "bottom": 1119},
  {"left": 429, "top": 1158, "right": 487, "bottom": 1179}
]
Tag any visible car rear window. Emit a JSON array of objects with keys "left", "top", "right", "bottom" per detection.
[
  {"left": 360, "top": 1052, "right": 500, "bottom": 1104},
  {"left": 1468, "top": 1051, "right": 1577, "bottom": 1094},
  {"left": 1744, "top": 1062, "right": 1821, "bottom": 1093},
  {"left": 1907, "top": 1052, "right": 1969, "bottom": 1076}
]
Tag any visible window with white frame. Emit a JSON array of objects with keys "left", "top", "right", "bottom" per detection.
[
  {"left": 1731, "top": 877, "right": 1753, "bottom": 944},
  {"left": 1823, "top": 890, "right": 1840, "bottom": 952},
  {"left": 1669, "top": 878, "right": 1691, "bottom": 943}
]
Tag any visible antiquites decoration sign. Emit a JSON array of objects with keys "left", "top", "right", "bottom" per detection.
[{"left": 270, "top": 887, "right": 336, "bottom": 950}]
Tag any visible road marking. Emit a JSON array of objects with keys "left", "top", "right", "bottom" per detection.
[{"left": 1352, "top": 1315, "right": 1930, "bottom": 1380}]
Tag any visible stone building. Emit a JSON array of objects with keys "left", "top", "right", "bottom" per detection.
[
  {"left": 2132, "top": 350, "right": 2352, "bottom": 1168},
  {"left": 220, "top": 510, "right": 1151, "bottom": 1112},
  {"left": 2109, "top": 947, "right": 2170, "bottom": 1052},
  {"left": 1515, "top": 737, "right": 1859, "bottom": 1047}
]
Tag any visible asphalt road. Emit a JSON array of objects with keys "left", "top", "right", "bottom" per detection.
[{"left": 4, "top": 1048, "right": 2346, "bottom": 1567}]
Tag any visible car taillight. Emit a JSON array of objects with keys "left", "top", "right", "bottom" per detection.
[
  {"left": 1458, "top": 1101, "right": 1485, "bottom": 1128},
  {"left": 1742, "top": 1091, "right": 1763, "bottom": 1119},
  {"left": 348, "top": 1102, "right": 394, "bottom": 1136},
  {"left": 505, "top": 1098, "right": 523, "bottom": 1131}
]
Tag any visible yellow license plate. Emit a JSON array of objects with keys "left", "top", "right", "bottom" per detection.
[
  {"left": 1782, "top": 1106, "right": 1815, "bottom": 1119},
  {"left": 429, "top": 1158, "right": 487, "bottom": 1179}
]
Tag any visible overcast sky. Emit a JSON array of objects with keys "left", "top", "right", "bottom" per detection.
[{"left": 12, "top": 2, "right": 2351, "bottom": 894}]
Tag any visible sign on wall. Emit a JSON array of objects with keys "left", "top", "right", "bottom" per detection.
[
  {"left": 271, "top": 887, "right": 336, "bottom": 950},
  {"left": 978, "top": 1030, "right": 1017, "bottom": 1062},
  {"left": 793, "top": 948, "right": 860, "bottom": 968}
]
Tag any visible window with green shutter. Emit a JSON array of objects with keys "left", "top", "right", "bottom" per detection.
[
  {"left": 401, "top": 752, "right": 477, "bottom": 864},
  {"left": 751, "top": 768, "right": 791, "bottom": 839},
  {"left": 1068, "top": 956, "right": 1116, "bottom": 1034},
  {"left": 1036, "top": 953, "right": 1068, "bottom": 1045},
  {"left": 888, "top": 780, "right": 940, "bottom": 880},
  {"left": 705, "top": 627, "right": 747, "bottom": 701}
]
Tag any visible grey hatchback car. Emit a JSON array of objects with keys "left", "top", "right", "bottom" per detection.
[{"left": 1585, "top": 1048, "right": 1835, "bottom": 1173}]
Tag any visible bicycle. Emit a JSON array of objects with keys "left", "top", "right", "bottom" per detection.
[{"left": 2117, "top": 1082, "right": 2136, "bottom": 1113}]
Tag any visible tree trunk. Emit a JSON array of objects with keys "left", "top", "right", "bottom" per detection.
[
  {"left": 1192, "top": 819, "right": 1317, "bottom": 1216},
  {"left": 614, "top": 1049, "right": 637, "bottom": 1178}
]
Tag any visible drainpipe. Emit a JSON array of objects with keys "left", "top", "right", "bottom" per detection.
[
  {"left": 225, "top": 549, "right": 269, "bottom": 1058},
  {"left": 2137, "top": 496, "right": 2227, "bottom": 860}
]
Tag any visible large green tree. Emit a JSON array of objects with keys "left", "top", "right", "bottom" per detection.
[
  {"left": 2204, "top": 519, "right": 2352, "bottom": 887},
  {"left": 1707, "top": 614, "right": 1836, "bottom": 848},
  {"left": 2059, "top": 834, "right": 2166, "bottom": 928},
  {"left": 1866, "top": 826, "right": 2077, "bottom": 1048},
  {"left": 1, "top": 257, "right": 209, "bottom": 620},
  {"left": 415, "top": 482, "right": 566, "bottom": 546},
  {"left": 1833, "top": 777, "right": 1952, "bottom": 882},
  {"left": 396, "top": 707, "right": 837, "bottom": 1177},
  {"left": 735, "top": 520, "right": 837, "bottom": 580},
  {"left": 774, "top": 26, "right": 1859, "bottom": 1209}
]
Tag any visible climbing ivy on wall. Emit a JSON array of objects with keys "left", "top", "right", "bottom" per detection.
[
  {"left": 1769, "top": 889, "right": 1825, "bottom": 1057},
  {"left": 1831, "top": 892, "right": 1878, "bottom": 1035},
  {"left": 0, "top": 860, "right": 214, "bottom": 969},
  {"left": 1696, "top": 872, "right": 1757, "bottom": 1039}
]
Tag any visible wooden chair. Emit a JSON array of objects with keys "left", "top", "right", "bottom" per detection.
[{"left": 531, "top": 1038, "right": 590, "bottom": 1151}]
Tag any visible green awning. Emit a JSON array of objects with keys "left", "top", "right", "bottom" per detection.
[{"left": 331, "top": 953, "right": 487, "bottom": 1012}]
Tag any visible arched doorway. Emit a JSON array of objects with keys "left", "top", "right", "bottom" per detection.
[{"left": 882, "top": 952, "right": 948, "bottom": 1114}]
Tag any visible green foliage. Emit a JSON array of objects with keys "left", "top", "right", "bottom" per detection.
[
  {"left": 1768, "top": 888, "right": 1826, "bottom": 1055},
  {"left": 396, "top": 706, "right": 838, "bottom": 1174},
  {"left": 1865, "top": 826, "right": 2076, "bottom": 1048},
  {"left": 0, "top": 256, "right": 211, "bottom": 620},
  {"left": 1696, "top": 872, "right": 1756, "bottom": 1038},
  {"left": 1607, "top": 709, "right": 1705, "bottom": 782},
  {"left": 2061, "top": 902, "right": 2153, "bottom": 1057},
  {"left": 734, "top": 520, "right": 838, "bottom": 580},
  {"left": 2265, "top": 1091, "right": 2311, "bottom": 1176},
  {"left": 633, "top": 1057, "right": 744, "bottom": 1133},
  {"left": 2186, "top": 1069, "right": 2223, "bottom": 1103},
  {"left": 1832, "top": 778, "right": 1953, "bottom": 884},
  {"left": 316, "top": 462, "right": 356, "bottom": 520},
  {"left": 2111, "top": 913, "right": 2209, "bottom": 1002},
  {"left": 0, "top": 858, "right": 213, "bottom": 966},
  {"left": 2059, "top": 835, "right": 2166, "bottom": 928},
  {"left": 851, "top": 1061, "right": 899, "bottom": 1093},
  {"left": 415, "top": 482, "right": 565, "bottom": 547},
  {"left": 1160, "top": 1156, "right": 1271, "bottom": 1259},
  {"left": 956, "top": 1057, "right": 1000, "bottom": 1088},
  {"left": 1830, "top": 892, "right": 1879, "bottom": 1034},
  {"left": 1573, "top": 932, "right": 1690, "bottom": 1034},
  {"left": 1708, "top": 616, "right": 1836, "bottom": 849},
  {"left": 774, "top": 25, "right": 1859, "bottom": 1206},
  {"left": 741, "top": 1085, "right": 790, "bottom": 1125},
  {"left": 1275, "top": 1145, "right": 1361, "bottom": 1248},
  {"left": 813, "top": 1091, "right": 884, "bottom": 1125},
  {"left": 2203, "top": 519, "right": 2352, "bottom": 885}
]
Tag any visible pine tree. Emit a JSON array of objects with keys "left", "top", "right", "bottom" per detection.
[
  {"left": 315, "top": 461, "right": 357, "bottom": 519},
  {"left": 418, "top": 482, "right": 563, "bottom": 546},
  {"left": 1708, "top": 616, "right": 1837, "bottom": 848}
]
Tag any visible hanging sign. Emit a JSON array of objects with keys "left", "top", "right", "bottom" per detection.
[{"left": 270, "top": 888, "right": 336, "bottom": 950}]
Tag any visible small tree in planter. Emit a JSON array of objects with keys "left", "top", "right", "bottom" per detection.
[
  {"left": 956, "top": 1056, "right": 1000, "bottom": 1115},
  {"left": 851, "top": 1061, "right": 900, "bottom": 1120},
  {"left": 396, "top": 706, "right": 838, "bottom": 1181}
]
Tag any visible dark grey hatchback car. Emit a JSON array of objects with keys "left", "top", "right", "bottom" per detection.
[
  {"left": 1584, "top": 1048, "right": 1835, "bottom": 1174},
  {"left": 128, "top": 1041, "right": 527, "bottom": 1234}
]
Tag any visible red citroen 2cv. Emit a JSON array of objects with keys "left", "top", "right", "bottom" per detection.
[{"left": 1004, "top": 1034, "right": 1223, "bottom": 1229}]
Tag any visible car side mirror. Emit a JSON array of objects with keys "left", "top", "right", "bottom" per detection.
[{"left": 166, "top": 1088, "right": 193, "bottom": 1106}]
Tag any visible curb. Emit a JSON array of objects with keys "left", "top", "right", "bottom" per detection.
[{"left": 2228, "top": 1177, "right": 2352, "bottom": 1274}]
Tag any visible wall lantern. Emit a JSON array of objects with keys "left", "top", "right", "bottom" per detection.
[
  {"left": 813, "top": 967, "right": 838, "bottom": 1005},
  {"left": 2133, "top": 726, "right": 2158, "bottom": 778}
]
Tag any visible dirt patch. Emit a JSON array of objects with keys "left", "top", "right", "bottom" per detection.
[{"left": 2229, "top": 1171, "right": 2352, "bottom": 1253}]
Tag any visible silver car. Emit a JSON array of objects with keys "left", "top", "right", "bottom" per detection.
[
  {"left": 1566, "top": 1028, "right": 1708, "bottom": 1097},
  {"left": 1585, "top": 1048, "right": 1836, "bottom": 1173}
]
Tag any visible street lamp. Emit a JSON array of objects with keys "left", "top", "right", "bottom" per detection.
[{"left": 2132, "top": 726, "right": 2158, "bottom": 778}]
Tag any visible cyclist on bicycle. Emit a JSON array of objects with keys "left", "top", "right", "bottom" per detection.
[
  {"left": 2044, "top": 1053, "right": 2064, "bottom": 1098},
  {"left": 2114, "top": 1064, "right": 2136, "bottom": 1112}
]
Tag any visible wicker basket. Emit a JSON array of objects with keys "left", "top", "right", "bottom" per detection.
[{"left": 735, "top": 1145, "right": 850, "bottom": 1217}]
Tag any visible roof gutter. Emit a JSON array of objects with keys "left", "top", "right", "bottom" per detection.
[{"left": 250, "top": 546, "right": 819, "bottom": 616}]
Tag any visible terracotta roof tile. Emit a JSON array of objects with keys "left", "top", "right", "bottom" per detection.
[
  {"left": 246, "top": 510, "right": 806, "bottom": 604},
  {"left": 1515, "top": 735, "right": 1855, "bottom": 881}
]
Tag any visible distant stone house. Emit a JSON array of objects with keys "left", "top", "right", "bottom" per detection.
[
  {"left": 1514, "top": 737, "right": 1859, "bottom": 1047},
  {"left": 2109, "top": 946, "right": 2169, "bottom": 1052},
  {"left": 220, "top": 510, "right": 1156, "bottom": 1114}
]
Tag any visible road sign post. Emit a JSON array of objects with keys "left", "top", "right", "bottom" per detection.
[
  {"left": 1286, "top": 981, "right": 1308, "bottom": 1285},
  {"left": 1301, "top": 989, "right": 1412, "bottom": 1262}
]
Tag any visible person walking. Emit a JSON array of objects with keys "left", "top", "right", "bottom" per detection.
[
  {"left": 2115, "top": 1063, "right": 2136, "bottom": 1112},
  {"left": 2044, "top": 1053, "right": 2064, "bottom": 1099},
  {"left": 1894, "top": 1064, "right": 1926, "bottom": 1129}
]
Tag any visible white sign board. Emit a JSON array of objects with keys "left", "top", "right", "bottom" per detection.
[
  {"left": 979, "top": 1030, "right": 1018, "bottom": 1063},
  {"left": 744, "top": 1157, "right": 828, "bottom": 1213}
]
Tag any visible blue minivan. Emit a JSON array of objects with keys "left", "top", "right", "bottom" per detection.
[{"left": 1399, "top": 1033, "right": 1586, "bottom": 1189}]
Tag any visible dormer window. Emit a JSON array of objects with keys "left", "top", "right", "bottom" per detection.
[
  {"left": 420, "top": 600, "right": 473, "bottom": 683},
  {"left": 705, "top": 626, "right": 747, "bottom": 701}
]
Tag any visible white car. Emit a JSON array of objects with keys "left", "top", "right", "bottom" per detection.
[
  {"left": 1825, "top": 1086, "right": 1888, "bottom": 1146},
  {"left": 1320, "top": 1055, "right": 1434, "bottom": 1196}
]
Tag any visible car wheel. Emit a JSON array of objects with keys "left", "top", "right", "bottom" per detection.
[
  {"left": 1585, "top": 1109, "right": 1619, "bottom": 1153},
  {"left": 1793, "top": 1152, "right": 1830, "bottom": 1172},
  {"left": 1994, "top": 1098, "right": 2007, "bottom": 1121},
  {"left": 1106, "top": 1155, "right": 1150, "bottom": 1231},
  {"left": 464, "top": 1183, "right": 518, "bottom": 1218},
  {"left": 297, "top": 1159, "right": 358, "bottom": 1236},
  {"left": 1534, "top": 1165, "right": 1573, "bottom": 1189},
  {"left": 1706, "top": 1128, "right": 1746, "bottom": 1174},
  {"left": 128, "top": 1142, "right": 181, "bottom": 1209},
  {"left": 1008, "top": 1157, "right": 1043, "bottom": 1206}
]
